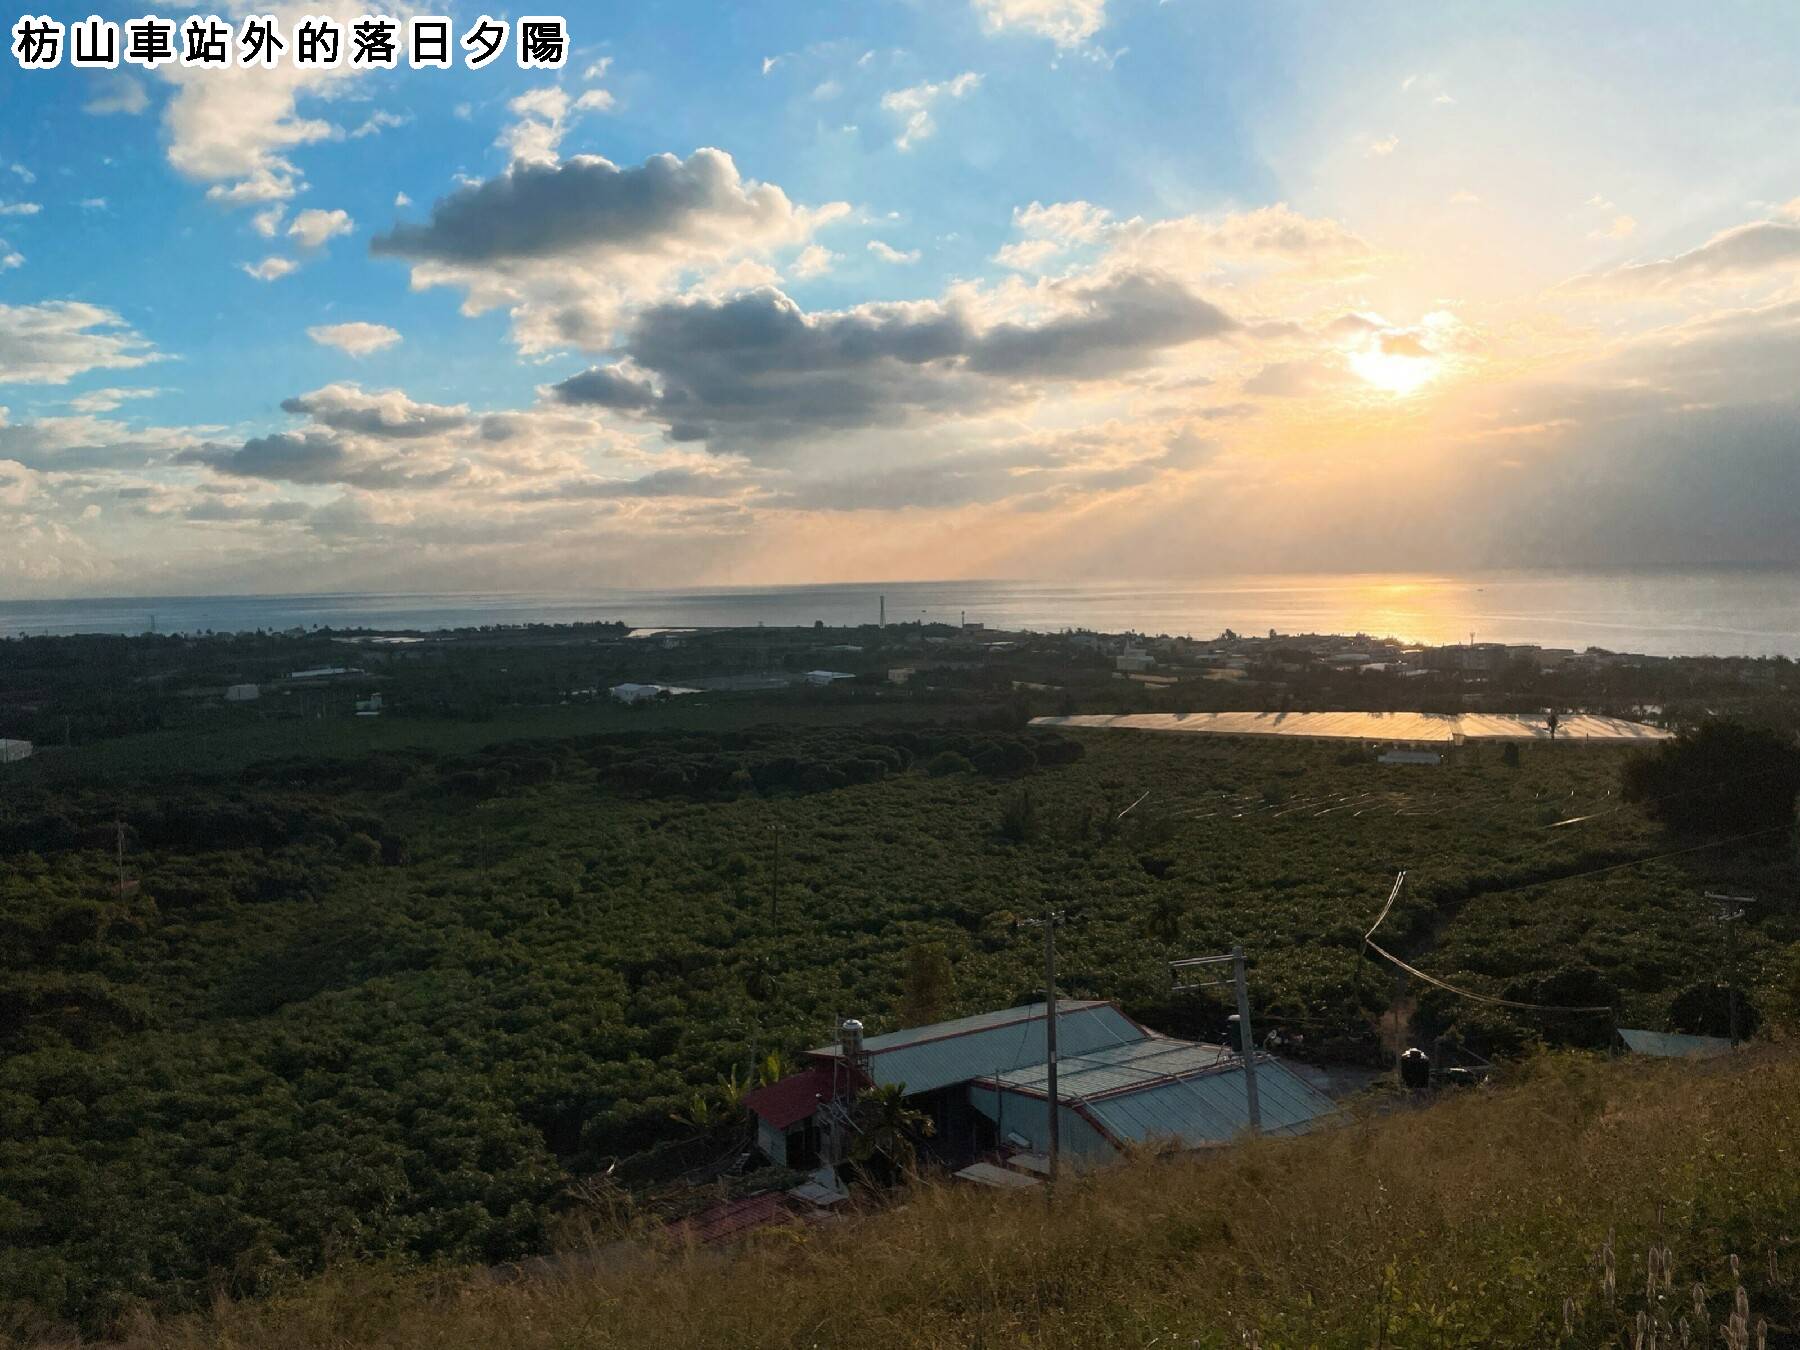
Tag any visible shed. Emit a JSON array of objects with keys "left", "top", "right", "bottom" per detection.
[
  {"left": 808, "top": 1001, "right": 1148, "bottom": 1097},
  {"left": 744, "top": 1063, "right": 855, "bottom": 1167},
  {"left": 0, "top": 738, "right": 32, "bottom": 764},
  {"left": 970, "top": 1038, "right": 1336, "bottom": 1160}
]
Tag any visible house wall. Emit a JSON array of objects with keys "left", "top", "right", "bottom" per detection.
[
  {"left": 967, "top": 1086, "right": 1114, "bottom": 1162},
  {"left": 756, "top": 1116, "right": 787, "bottom": 1167}
]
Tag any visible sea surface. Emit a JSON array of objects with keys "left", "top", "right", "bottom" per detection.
[{"left": 3, "top": 568, "right": 1798, "bottom": 659}]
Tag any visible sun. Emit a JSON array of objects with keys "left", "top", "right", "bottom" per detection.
[{"left": 1348, "top": 346, "right": 1441, "bottom": 396}]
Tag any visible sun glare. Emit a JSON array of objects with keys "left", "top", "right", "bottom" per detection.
[{"left": 1348, "top": 347, "right": 1441, "bottom": 396}]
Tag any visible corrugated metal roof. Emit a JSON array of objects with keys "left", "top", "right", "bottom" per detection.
[
  {"left": 810, "top": 1002, "right": 1147, "bottom": 1096},
  {"left": 982, "top": 1040, "right": 1336, "bottom": 1149},
  {"left": 1083, "top": 1057, "right": 1336, "bottom": 1147},
  {"left": 1618, "top": 1028, "right": 1733, "bottom": 1059},
  {"left": 1031, "top": 712, "right": 1671, "bottom": 744},
  {"left": 954, "top": 1161, "right": 1041, "bottom": 1190},
  {"left": 743, "top": 1064, "right": 844, "bottom": 1129},
  {"left": 992, "top": 1035, "right": 1232, "bottom": 1098}
]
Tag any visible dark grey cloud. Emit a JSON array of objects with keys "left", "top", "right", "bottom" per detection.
[
  {"left": 967, "top": 272, "right": 1234, "bottom": 378},
  {"left": 176, "top": 431, "right": 461, "bottom": 490},
  {"left": 550, "top": 270, "right": 1235, "bottom": 449},
  {"left": 369, "top": 149, "right": 796, "bottom": 266}
]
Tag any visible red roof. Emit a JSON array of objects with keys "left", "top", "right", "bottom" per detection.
[
  {"left": 671, "top": 1192, "right": 796, "bottom": 1246},
  {"left": 743, "top": 1064, "right": 850, "bottom": 1130}
]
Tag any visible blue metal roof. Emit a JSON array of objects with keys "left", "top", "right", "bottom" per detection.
[
  {"left": 1618, "top": 1028, "right": 1733, "bottom": 1059},
  {"left": 810, "top": 1001, "right": 1147, "bottom": 1096},
  {"left": 1084, "top": 1057, "right": 1335, "bottom": 1147},
  {"left": 984, "top": 1041, "right": 1336, "bottom": 1149}
]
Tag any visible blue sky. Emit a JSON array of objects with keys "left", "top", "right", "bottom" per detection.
[{"left": 3, "top": 1, "right": 1800, "bottom": 595}]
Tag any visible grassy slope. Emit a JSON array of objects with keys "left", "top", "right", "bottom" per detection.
[{"left": 69, "top": 1046, "right": 1800, "bottom": 1350}]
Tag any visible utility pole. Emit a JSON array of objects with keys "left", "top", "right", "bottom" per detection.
[
  {"left": 1706, "top": 893, "right": 1756, "bottom": 1044},
  {"left": 1171, "top": 946, "right": 1262, "bottom": 1136},
  {"left": 1231, "top": 945, "right": 1262, "bottom": 1134},
  {"left": 1018, "top": 908, "right": 1066, "bottom": 1186}
]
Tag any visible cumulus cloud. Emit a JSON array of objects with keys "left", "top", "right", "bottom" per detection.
[
  {"left": 278, "top": 384, "right": 468, "bottom": 438},
  {"left": 0, "top": 202, "right": 41, "bottom": 217},
  {"left": 868, "top": 239, "right": 921, "bottom": 264},
  {"left": 971, "top": 0, "right": 1107, "bottom": 48},
  {"left": 241, "top": 256, "right": 297, "bottom": 282},
  {"left": 370, "top": 148, "right": 849, "bottom": 352},
  {"left": 350, "top": 109, "right": 411, "bottom": 140},
  {"left": 0, "top": 302, "right": 161, "bottom": 385},
  {"left": 84, "top": 74, "right": 149, "bottom": 116},
  {"left": 550, "top": 270, "right": 1236, "bottom": 450},
  {"left": 1576, "top": 216, "right": 1800, "bottom": 291},
  {"left": 176, "top": 385, "right": 476, "bottom": 490},
  {"left": 307, "top": 322, "right": 402, "bottom": 357},
  {"left": 288, "top": 208, "right": 353, "bottom": 249},
  {"left": 882, "top": 73, "right": 981, "bottom": 151},
  {"left": 68, "top": 387, "right": 162, "bottom": 414},
  {"left": 154, "top": 2, "right": 378, "bottom": 206},
  {"left": 789, "top": 244, "right": 839, "bottom": 279},
  {"left": 177, "top": 430, "right": 465, "bottom": 490}
]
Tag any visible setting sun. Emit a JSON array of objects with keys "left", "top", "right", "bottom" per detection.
[{"left": 1348, "top": 346, "right": 1441, "bottom": 396}]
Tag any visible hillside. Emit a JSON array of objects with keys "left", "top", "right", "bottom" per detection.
[
  {"left": 35, "top": 1045, "right": 1800, "bottom": 1349},
  {"left": 4, "top": 714, "right": 1796, "bottom": 1332}
]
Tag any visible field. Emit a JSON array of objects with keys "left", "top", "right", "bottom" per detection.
[{"left": 2, "top": 708, "right": 1795, "bottom": 1333}]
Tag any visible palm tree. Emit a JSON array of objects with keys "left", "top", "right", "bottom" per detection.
[
  {"left": 1146, "top": 891, "right": 1185, "bottom": 946},
  {"left": 755, "top": 1050, "right": 790, "bottom": 1088},
  {"left": 851, "top": 1083, "right": 935, "bottom": 1175}
]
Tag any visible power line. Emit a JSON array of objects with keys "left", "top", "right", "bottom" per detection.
[{"left": 1360, "top": 827, "right": 1788, "bottom": 1020}]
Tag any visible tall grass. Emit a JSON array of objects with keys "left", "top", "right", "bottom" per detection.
[{"left": 30, "top": 1046, "right": 1799, "bottom": 1349}]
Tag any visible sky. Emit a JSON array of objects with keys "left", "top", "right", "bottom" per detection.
[{"left": 2, "top": 0, "right": 1799, "bottom": 598}]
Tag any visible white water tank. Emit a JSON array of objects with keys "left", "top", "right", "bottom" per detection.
[{"left": 840, "top": 1018, "right": 864, "bottom": 1059}]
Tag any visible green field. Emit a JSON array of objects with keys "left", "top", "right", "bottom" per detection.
[{"left": 2, "top": 712, "right": 1794, "bottom": 1331}]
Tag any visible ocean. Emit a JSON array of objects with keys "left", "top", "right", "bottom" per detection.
[{"left": 3, "top": 568, "right": 1798, "bottom": 659}]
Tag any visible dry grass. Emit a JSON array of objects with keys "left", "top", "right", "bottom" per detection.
[{"left": 22, "top": 1047, "right": 1800, "bottom": 1350}]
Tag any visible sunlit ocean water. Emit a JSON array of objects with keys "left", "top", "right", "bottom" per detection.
[{"left": 3, "top": 568, "right": 1797, "bottom": 659}]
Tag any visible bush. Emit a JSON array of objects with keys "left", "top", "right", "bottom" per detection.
[{"left": 1622, "top": 719, "right": 1800, "bottom": 835}]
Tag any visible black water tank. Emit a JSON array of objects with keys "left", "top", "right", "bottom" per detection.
[{"left": 1400, "top": 1047, "right": 1431, "bottom": 1090}]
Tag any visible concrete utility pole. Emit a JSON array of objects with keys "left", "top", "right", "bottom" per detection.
[
  {"left": 1018, "top": 909, "right": 1067, "bottom": 1185},
  {"left": 1171, "top": 946, "right": 1262, "bottom": 1136},
  {"left": 1231, "top": 945, "right": 1262, "bottom": 1134},
  {"left": 1706, "top": 893, "right": 1756, "bottom": 1044}
]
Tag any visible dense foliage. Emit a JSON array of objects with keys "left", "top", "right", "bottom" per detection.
[
  {"left": 61, "top": 1048, "right": 1800, "bottom": 1350},
  {"left": 2, "top": 712, "right": 1794, "bottom": 1334},
  {"left": 1622, "top": 719, "right": 1800, "bottom": 835}
]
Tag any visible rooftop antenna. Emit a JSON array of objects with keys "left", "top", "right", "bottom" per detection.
[{"left": 1170, "top": 946, "right": 1262, "bottom": 1135}]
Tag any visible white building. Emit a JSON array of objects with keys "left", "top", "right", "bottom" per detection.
[
  {"left": 609, "top": 682, "right": 702, "bottom": 704},
  {"left": 804, "top": 670, "right": 856, "bottom": 685},
  {"left": 610, "top": 683, "right": 665, "bottom": 704},
  {"left": 0, "top": 739, "right": 32, "bottom": 764},
  {"left": 1115, "top": 647, "right": 1155, "bottom": 673},
  {"left": 224, "top": 684, "right": 260, "bottom": 702},
  {"left": 354, "top": 693, "right": 384, "bottom": 717}
]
